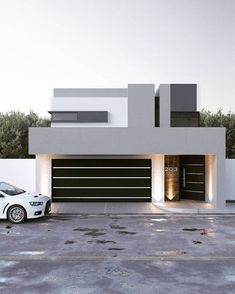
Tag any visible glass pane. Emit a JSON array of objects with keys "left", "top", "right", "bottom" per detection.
[{"left": 52, "top": 112, "right": 77, "bottom": 121}]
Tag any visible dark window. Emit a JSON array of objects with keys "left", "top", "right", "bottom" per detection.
[
  {"left": 50, "top": 111, "right": 108, "bottom": 123},
  {"left": 52, "top": 112, "right": 77, "bottom": 122},
  {"left": 155, "top": 96, "right": 160, "bottom": 127},
  {"left": 171, "top": 112, "right": 200, "bottom": 127}
]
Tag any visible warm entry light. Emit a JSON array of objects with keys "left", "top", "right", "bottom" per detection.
[
  {"left": 166, "top": 184, "right": 175, "bottom": 200},
  {"left": 167, "top": 193, "right": 175, "bottom": 201},
  {"left": 165, "top": 155, "right": 180, "bottom": 201}
]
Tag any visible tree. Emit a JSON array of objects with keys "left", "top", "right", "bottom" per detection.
[
  {"left": 200, "top": 109, "right": 235, "bottom": 158},
  {"left": 0, "top": 111, "right": 50, "bottom": 158}
]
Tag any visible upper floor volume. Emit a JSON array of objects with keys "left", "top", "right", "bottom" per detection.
[
  {"left": 48, "top": 84, "right": 200, "bottom": 128},
  {"left": 29, "top": 83, "right": 225, "bottom": 156}
]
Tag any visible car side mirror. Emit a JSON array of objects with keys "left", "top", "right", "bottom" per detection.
[{"left": 0, "top": 193, "right": 5, "bottom": 198}]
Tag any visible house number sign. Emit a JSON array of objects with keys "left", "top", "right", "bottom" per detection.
[{"left": 165, "top": 167, "right": 178, "bottom": 172}]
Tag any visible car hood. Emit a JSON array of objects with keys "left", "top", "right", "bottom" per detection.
[{"left": 15, "top": 191, "right": 49, "bottom": 202}]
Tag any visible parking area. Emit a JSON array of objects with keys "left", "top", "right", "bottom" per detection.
[{"left": 1, "top": 214, "right": 235, "bottom": 293}]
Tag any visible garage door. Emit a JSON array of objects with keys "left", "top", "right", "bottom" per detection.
[{"left": 52, "top": 159, "right": 151, "bottom": 202}]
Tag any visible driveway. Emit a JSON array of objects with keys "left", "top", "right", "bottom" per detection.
[{"left": 0, "top": 214, "right": 235, "bottom": 293}]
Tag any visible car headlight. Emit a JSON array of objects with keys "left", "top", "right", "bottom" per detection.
[{"left": 29, "top": 201, "right": 44, "bottom": 206}]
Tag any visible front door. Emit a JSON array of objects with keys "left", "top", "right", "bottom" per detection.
[{"left": 180, "top": 155, "right": 205, "bottom": 201}]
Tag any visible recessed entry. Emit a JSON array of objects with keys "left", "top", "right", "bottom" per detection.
[{"left": 165, "top": 155, "right": 205, "bottom": 201}]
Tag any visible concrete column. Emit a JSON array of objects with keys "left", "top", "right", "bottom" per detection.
[
  {"left": 36, "top": 154, "right": 52, "bottom": 197},
  {"left": 128, "top": 84, "right": 155, "bottom": 128},
  {"left": 152, "top": 155, "right": 165, "bottom": 204},
  {"left": 215, "top": 154, "right": 225, "bottom": 208},
  {"left": 159, "top": 84, "right": 171, "bottom": 128},
  {"left": 205, "top": 154, "right": 225, "bottom": 208},
  {"left": 205, "top": 155, "right": 216, "bottom": 204}
]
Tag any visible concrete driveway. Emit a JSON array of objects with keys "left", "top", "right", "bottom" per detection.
[
  {"left": 51, "top": 201, "right": 235, "bottom": 214},
  {"left": 0, "top": 214, "right": 235, "bottom": 293}
]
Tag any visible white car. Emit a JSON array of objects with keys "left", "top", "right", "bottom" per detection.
[{"left": 0, "top": 182, "right": 51, "bottom": 224}]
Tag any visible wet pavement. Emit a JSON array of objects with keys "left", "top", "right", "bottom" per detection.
[{"left": 0, "top": 214, "right": 235, "bottom": 293}]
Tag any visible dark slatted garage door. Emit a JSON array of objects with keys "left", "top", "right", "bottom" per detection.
[{"left": 52, "top": 159, "right": 151, "bottom": 202}]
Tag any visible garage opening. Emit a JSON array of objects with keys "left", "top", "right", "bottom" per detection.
[{"left": 52, "top": 159, "right": 151, "bottom": 202}]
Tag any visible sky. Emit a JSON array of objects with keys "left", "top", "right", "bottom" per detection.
[{"left": 0, "top": 0, "right": 234, "bottom": 117}]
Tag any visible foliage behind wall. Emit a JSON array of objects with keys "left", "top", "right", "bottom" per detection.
[
  {"left": 200, "top": 109, "right": 235, "bottom": 158},
  {"left": 0, "top": 111, "right": 50, "bottom": 158}
]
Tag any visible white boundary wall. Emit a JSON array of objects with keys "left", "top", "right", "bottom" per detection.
[
  {"left": 0, "top": 159, "right": 36, "bottom": 192},
  {"left": 225, "top": 159, "right": 235, "bottom": 200}
]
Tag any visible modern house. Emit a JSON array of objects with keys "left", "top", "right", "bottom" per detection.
[{"left": 29, "top": 84, "right": 226, "bottom": 208}]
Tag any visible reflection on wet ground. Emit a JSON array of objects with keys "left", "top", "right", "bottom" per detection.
[{"left": 0, "top": 214, "right": 235, "bottom": 293}]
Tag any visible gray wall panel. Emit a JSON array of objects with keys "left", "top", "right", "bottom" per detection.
[
  {"left": 159, "top": 84, "right": 171, "bottom": 127},
  {"left": 29, "top": 127, "right": 225, "bottom": 156},
  {"left": 128, "top": 84, "right": 155, "bottom": 128},
  {"left": 54, "top": 88, "right": 128, "bottom": 97}
]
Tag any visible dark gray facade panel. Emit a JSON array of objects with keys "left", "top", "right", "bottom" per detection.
[
  {"left": 53, "top": 88, "right": 128, "bottom": 97},
  {"left": 77, "top": 111, "right": 108, "bottom": 122},
  {"left": 128, "top": 84, "right": 155, "bottom": 128},
  {"left": 50, "top": 111, "right": 108, "bottom": 123},
  {"left": 170, "top": 84, "right": 197, "bottom": 112}
]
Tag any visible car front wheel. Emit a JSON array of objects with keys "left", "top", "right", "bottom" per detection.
[{"left": 7, "top": 206, "right": 26, "bottom": 224}]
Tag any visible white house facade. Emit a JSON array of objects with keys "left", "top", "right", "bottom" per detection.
[{"left": 29, "top": 84, "right": 226, "bottom": 208}]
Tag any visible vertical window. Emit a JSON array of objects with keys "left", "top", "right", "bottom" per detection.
[{"left": 155, "top": 96, "right": 160, "bottom": 127}]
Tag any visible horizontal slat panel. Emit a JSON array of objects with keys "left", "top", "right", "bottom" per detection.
[
  {"left": 185, "top": 174, "right": 204, "bottom": 182},
  {"left": 53, "top": 188, "right": 151, "bottom": 197},
  {"left": 52, "top": 186, "right": 150, "bottom": 190},
  {"left": 53, "top": 187, "right": 150, "bottom": 189},
  {"left": 53, "top": 168, "right": 151, "bottom": 177},
  {"left": 52, "top": 197, "right": 151, "bottom": 203},
  {"left": 53, "top": 177, "right": 150, "bottom": 179},
  {"left": 182, "top": 164, "right": 204, "bottom": 166},
  {"left": 52, "top": 159, "right": 151, "bottom": 168},
  {"left": 184, "top": 181, "right": 204, "bottom": 184},
  {"left": 181, "top": 191, "right": 205, "bottom": 201},
  {"left": 53, "top": 196, "right": 150, "bottom": 199},
  {"left": 52, "top": 178, "right": 151, "bottom": 187},
  {"left": 180, "top": 155, "right": 205, "bottom": 164},
  {"left": 53, "top": 166, "right": 150, "bottom": 169},
  {"left": 181, "top": 189, "right": 204, "bottom": 193},
  {"left": 184, "top": 166, "right": 204, "bottom": 173},
  {"left": 182, "top": 182, "right": 204, "bottom": 191}
]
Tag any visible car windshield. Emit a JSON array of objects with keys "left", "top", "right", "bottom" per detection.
[{"left": 0, "top": 182, "right": 25, "bottom": 196}]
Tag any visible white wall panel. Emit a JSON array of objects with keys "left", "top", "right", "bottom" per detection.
[
  {"left": 225, "top": 159, "right": 235, "bottom": 200},
  {"left": 0, "top": 159, "right": 35, "bottom": 192}
]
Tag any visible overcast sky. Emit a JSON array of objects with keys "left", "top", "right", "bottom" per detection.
[{"left": 0, "top": 0, "right": 234, "bottom": 117}]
